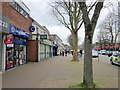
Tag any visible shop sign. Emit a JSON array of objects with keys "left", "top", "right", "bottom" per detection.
[
  {"left": 4, "top": 34, "right": 13, "bottom": 44},
  {"left": 10, "top": 25, "right": 30, "bottom": 39},
  {"left": 0, "top": 14, "right": 10, "bottom": 33},
  {"left": 0, "top": 20, "right": 8, "bottom": 28},
  {"left": 13, "top": 39, "right": 27, "bottom": 45},
  {"left": 40, "top": 39, "right": 53, "bottom": 45},
  {"left": 7, "top": 44, "right": 14, "bottom": 47},
  {"left": 40, "top": 35, "right": 47, "bottom": 39},
  {"left": 29, "top": 26, "right": 35, "bottom": 32}
]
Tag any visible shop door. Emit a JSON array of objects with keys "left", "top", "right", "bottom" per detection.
[
  {"left": 14, "top": 44, "right": 19, "bottom": 66},
  {"left": 46, "top": 46, "right": 50, "bottom": 58},
  {"left": 19, "top": 45, "right": 26, "bottom": 65},
  {"left": 40, "top": 44, "right": 45, "bottom": 59},
  {"left": 6, "top": 44, "right": 14, "bottom": 70}
]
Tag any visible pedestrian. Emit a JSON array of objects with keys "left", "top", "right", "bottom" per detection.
[
  {"left": 60, "top": 51, "right": 62, "bottom": 56},
  {"left": 71, "top": 50, "right": 73, "bottom": 55},
  {"left": 62, "top": 49, "right": 65, "bottom": 56},
  {"left": 65, "top": 49, "right": 67, "bottom": 56},
  {"left": 79, "top": 50, "right": 83, "bottom": 58}
]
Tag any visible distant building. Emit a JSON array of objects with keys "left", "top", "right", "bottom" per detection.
[{"left": 93, "top": 42, "right": 120, "bottom": 51}]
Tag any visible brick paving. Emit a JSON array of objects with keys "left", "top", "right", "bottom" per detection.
[{"left": 2, "top": 55, "right": 118, "bottom": 88}]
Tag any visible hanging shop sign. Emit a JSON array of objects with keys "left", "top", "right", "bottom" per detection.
[
  {"left": 10, "top": 25, "right": 30, "bottom": 39},
  {"left": 4, "top": 34, "right": 13, "bottom": 44},
  {"left": 29, "top": 26, "right": 35, "bottom": 32},
  {"left": 0, "top": 14, "right": 10, "bottom": 33},
  {"left": 40, "top": 35, "right": 47, "bottom": 39}
]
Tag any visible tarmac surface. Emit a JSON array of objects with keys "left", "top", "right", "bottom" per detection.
[{"left": 2, "top": 55, "right": 119, "bottom": 88}]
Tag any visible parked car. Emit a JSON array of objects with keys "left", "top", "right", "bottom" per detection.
[
  {"left": 110, "top": 52, "right": 120, "bottom": 65},
  {"left": 105, "top": 51, "right": 113, "bottom": 55},
  {"left": 97, "top": 51, "right": 101, "bottom": 54},
  {"left": 100, "top": 50, "right": 106, "bottom": 55},
  {"left": 92, "top": 50, "right": 99, "bottom": 58}
]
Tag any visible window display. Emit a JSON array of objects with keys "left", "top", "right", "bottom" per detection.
[
  {"left": 6, "top": 44, "right": 14, "bottom": 69},
  {"left": 14, "top": 44, "right": 19, "bottom": 66},
  {"left": 19, "top": 45, "right": 26, "bottom": 65}
]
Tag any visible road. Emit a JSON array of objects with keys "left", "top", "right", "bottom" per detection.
[{"left": 93, "top": 54, "right": 119, "bottom": 69}]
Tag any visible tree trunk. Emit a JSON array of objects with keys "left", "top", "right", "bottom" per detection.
[
  {"left": 83, "top": 32, "right": 93, "bottom": 87},
  {"left": 72, "top": 32, "right": 79, "bottom": 61}
]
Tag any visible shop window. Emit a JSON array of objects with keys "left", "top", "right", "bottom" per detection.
[
  {"left": 14, "top": 36, "right": 20, "bottom": 40},
  {"left": 6, "top": 44, "right": 14, "bottom": 69},
  {"left": 9, "top": 2, "right": 29, "bottom": 19},
  {"left": 9, "top": 2, "right": 16, "bottom": 8},
  {"left": 19, "top": 45, "right": 26, "bottom": 64},
  {"left": 20, "top": 38, "right": 26, "bottom": 42},
  {"left": 14, "top": 44, "right": 19, "bottom": 66},
  {"left": 40, "top": 44, "right": 45, "bottom": 59}
]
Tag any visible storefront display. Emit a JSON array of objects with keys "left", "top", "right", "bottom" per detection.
[
  {"left": 4, "top": 25, "right": 30, "bottom": 70},
  {"left": 19, "top": 45, "right": 26, "bottom": 65},
  {"left": 6, "top": 44, "right": 14, "bottom": 70}
]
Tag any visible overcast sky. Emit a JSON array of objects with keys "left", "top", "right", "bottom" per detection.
[{"left": 22, "top": 0, "right": 119, "bottom": 45}]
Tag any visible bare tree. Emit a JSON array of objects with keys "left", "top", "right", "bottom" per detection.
[
  {"left": 79, "top": 1, "right": 105, "bottom": 87},
  {"left": 50, "top": 0, "right": 83, "bottom": 61},
  {"left": 97, "top": 29, "right": 111, "bottom": 49},
  {"left": 100, "top": 12, "right": 120, "bottom": 50},
  {"left": 51, "top": 0, "right": 105, "bottom": 87}
]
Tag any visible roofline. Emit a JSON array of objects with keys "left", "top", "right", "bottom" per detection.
[
  {"left": 50, "top": 34, "right": 62, "bottom": 41},
  {"left": 21, "top": 0, "right": 30, "bottom": 11}
]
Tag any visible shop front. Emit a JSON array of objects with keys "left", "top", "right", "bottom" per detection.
[
  {"left": 4, "top": 25, "right": 29, "bottom": 70},
  {"left": 40, "top": 39, "right": 53, "bottom": 60}
]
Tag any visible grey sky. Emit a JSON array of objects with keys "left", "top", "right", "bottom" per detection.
[{"left": 22, "top": 0, "right": 119, "bottom": 44}]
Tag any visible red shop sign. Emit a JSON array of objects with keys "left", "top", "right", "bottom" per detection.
[{"left": 4, "top": 34, "right": 13, "bottom": 44}]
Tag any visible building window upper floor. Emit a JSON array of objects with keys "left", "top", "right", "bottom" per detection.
[{"left": 9, "top": 1, "right": 29, "bottom": 19}]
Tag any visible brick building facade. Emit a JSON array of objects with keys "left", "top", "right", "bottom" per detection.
[{"left": 1, "top": 1, "right": 32, "bottom": 71}]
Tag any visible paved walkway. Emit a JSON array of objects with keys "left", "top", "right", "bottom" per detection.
[{"left": 2, "top": 55, "right": 118, "bottom": 88}]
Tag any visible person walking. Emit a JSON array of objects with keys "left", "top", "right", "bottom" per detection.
[
  {"left": 79, "top": 50, "right": 83, "bottom": 58},
  {"left": 65, "top": 49, "right": 68, "bottom": 56},
  {"left": 62, "top": 49, "right": 65, "bottom": 56},
  {"left": 71, "top": 50, "right": 73, "bottom": 55}
]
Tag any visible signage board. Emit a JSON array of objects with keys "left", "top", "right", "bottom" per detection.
[
  {"left": 4, "top": 34, "right": 13, "bottom": 44},
  {"left": 40, "top": 39, "right": 53, "bottom": 46},
  {"left": 7, "top": 44, "right": 14, "bottom": 47},
  {"left": 29, "top": 26, "right": 35, "bottom": 32},
  {"left": 10, "top": 25, "right": 30, "bottom": 39},
  {"left": 0, "top": 14, "right": 10, "bottom": 34},
  {"left": 40, "top": 35, "right": 47, "bottom": 39}
]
